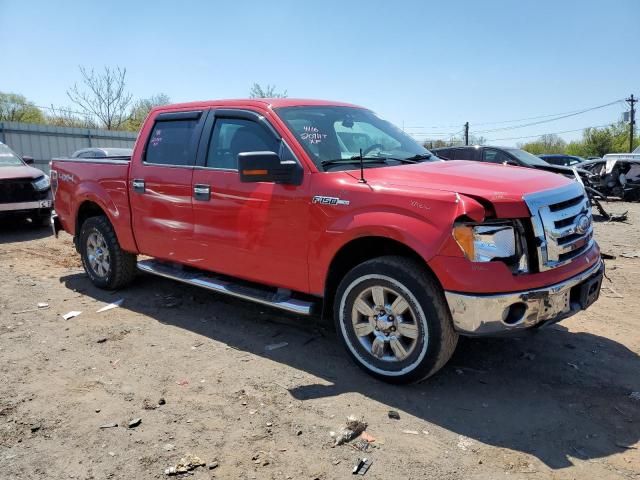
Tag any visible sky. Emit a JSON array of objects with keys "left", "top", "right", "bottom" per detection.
[{"left": 1, "top": 0, "right": 638, "bottom": 146}]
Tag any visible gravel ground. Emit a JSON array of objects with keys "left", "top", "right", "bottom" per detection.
[{"left": 0, "top": 201, "right": 639, "bottom": 480}]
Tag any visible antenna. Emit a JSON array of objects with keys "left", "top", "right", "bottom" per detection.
[{"left": 358, "top": 148, "right": 367, "bottom": 183}]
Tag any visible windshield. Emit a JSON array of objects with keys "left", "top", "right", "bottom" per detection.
[
  {"left": 634, "top": 145, "right": 640, "bottom": 154},
  {"left": 276, "top": 106, "right": 434, "bottom": 171},
  {"left": 506, "top": 148, "right": 551, "bottom": 167},
  {"left": 0, "top": 143, "right": 24, "bottom": 167}
]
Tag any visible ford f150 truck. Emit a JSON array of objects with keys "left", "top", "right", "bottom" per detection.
[
  {"left": 0, "top": 141, "right": 52, "bottom": 225},
  {"left": 50, "top": 99, "right": 603, "bottom": 383}
]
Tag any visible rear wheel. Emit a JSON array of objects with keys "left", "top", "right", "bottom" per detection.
[
  {"left": 334, "top": 256, "right": 458, "bottom": 384},
  {"left": 79, "top": 216, "right": 137, "bottom": 289}
]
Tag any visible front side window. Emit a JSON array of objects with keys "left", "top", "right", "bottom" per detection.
[
  {"left": 506, "top": 149, "right": 550, "bottom": 167},
  {"left": 483, "top": 148, "right": 511, "bottom": 164},
  {"left": 206, "top": 118, "right": 278, "bottom": 170},
  {"left": 276, "top": 106, "right": 433, "bottom": 171},
  {"left": 0, "top": 143, "right": 25, "bottom": 167},
  {"left": 145, "top": 118, "right": 199, "bottom": 166}
]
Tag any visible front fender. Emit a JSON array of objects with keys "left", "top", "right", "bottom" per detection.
[{"left": 308, "top": 194, "right": 485, "bottom": 294}]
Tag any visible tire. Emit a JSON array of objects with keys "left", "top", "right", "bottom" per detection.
[
  {"left": 79, "top": 216, "right": 137, "bottom": 290},
  {"left": 334, "top": 256, "right": 458, "bottom": 384}
]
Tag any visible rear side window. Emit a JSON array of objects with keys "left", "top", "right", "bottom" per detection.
[
  {"left": 435, "top": 148, "right": 452, "bottom": 159},
  {"left": 454, "top": 148, "right": 475, "bottom": 160},
  {"left": 145, "top": 119, "right": 199, "bottom": 166},
  {"left": 206, "top": 118, "right": 278, "bottom": 170}
]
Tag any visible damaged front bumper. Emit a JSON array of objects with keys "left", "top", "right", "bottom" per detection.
[{"left": 445, "top": 259, "right": 604, "bottom": 335}]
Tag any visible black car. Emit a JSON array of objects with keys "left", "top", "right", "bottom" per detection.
[
  {"left": 538, "top": 154, "right": 586, "bottom": 167},
  {"left": 432, "top": 145, "right": 581, "bottom": 177},
  {"left": 432, "top": 145, "right": 627, "bottom": 220}
]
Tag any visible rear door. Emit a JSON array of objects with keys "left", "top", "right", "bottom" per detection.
[{"left": 129, "top": 110, "right": 207, "bottom": 262}]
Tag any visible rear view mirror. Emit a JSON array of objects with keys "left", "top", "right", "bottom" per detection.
[
  {"left": 23, "top": 156, "right": 34, "bottom": 165},
  {"left": 238, "top": 151, "right": 302, "bottom": 185}
]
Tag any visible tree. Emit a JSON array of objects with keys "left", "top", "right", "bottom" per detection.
[
  {"left": 249, "top": 83, "right": 287, "bottom": 99},
  {"left": 519, "top": 133, "right": 566, "bottom": 155},
  {"left": 468, "top": 134, "right": 487, "bottom": 146},
  {"left": 0, "top": 92, "right": 46, "bottom": 123},
  {"left": 581, "top": 127, "right": 614, "bottom": 157},
  {"left": 565, "top": 141, "right": 587, "bottom": 157},
  {"left": 67, "top": 66, "right": 133, "bottom": 130},
  {"left": 123, "top": 93, "right": 171, "bottom": 131}
]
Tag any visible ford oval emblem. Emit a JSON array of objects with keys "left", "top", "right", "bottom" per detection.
[{"left": 575, "top": 214, "right": 591, "bottom": 235}]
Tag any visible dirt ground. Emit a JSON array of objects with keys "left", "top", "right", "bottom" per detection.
[{"left": 1, "top": 201, "right": 639, "bottom": 480}]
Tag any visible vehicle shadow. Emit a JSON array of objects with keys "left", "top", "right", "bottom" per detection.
[
  {"left": 0, "top": 218, "right": 52, "bottom": 244},
  {"left": 60, "top": 271, "right": 640, "bottom": 470}
]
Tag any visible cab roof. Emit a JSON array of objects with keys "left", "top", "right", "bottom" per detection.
[{"left": 152, "top": 98, "right": 365, "bottom": 114}]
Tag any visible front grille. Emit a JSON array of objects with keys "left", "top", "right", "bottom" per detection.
[
  {"left": 523, "top": 182, "right": 594, "bottom": 271},
  {"left": 0, "top": 178, "right": 47, "bottom": 203}
]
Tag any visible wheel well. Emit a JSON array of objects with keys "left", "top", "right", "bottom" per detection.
[
  {"left": 75, "top": 201, "right": 107, "bottom": 248},
  {"left": 322, "top": 236, "right": 429, "bottom": 319}
]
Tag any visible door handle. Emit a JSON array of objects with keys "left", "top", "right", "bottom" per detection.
[
  {"left": 132, "top": 179, "right": 145, "bottom": 193},
  {"left": 193, "top": 184, "right": 211, "bottom": 201}
]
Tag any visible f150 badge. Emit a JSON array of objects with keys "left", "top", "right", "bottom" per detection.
[{"left": 312, "top": 195, "right": 350, "bottom": 206}]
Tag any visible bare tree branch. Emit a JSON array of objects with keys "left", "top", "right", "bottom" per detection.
[
  {"left": 67, "top": 66, "right": 133, "bottom": 130},
  {"left": 249, "top": 83, "right": 288, "bottom": 99}
]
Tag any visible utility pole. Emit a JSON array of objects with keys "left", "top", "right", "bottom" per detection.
[
  {"left": 464, "top": 122, "right": 469, "bottom": 146},
  {"left": 626, "top": 94, "right": 637, "bottom": 152}
]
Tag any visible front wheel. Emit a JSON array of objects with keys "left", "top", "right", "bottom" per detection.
[{"left": 334, "top": 256, "right": 458, "bottom": 384}]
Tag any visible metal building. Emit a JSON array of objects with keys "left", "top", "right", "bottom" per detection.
[{"left": 0, "top": 121, "right": 137, "bottom": 174}]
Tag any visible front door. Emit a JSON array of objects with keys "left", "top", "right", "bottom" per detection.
[
  {"left": 129, "top": 110, "right": 206, "bottom": 262},
  {"left": 190, "top": 110, "right": 310, "bottom": 292}
]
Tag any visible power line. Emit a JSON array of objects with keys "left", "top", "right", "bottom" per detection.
[
  {"left": 468, "top": 100, "right": 623, "bottom": 126},
  {"left": 481, "top": 123, "right": 613, "bottom": 142},
  {"left": 472, "top": 100, "right": 623, "bottom": 134},
  {"left": 401, "top": 98, "right": 624, "bottom": 130}
]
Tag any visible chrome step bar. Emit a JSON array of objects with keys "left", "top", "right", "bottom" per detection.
[{"left": 137, "top": 259, "right": 314, "bottom": 316}]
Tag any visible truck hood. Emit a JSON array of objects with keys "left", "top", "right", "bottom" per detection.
[
  {"left": 0, "top": 165, "right": 46, "bottom": 180},
  {"left": 360, "top": 160, "right": 573, "bottom": 217}
]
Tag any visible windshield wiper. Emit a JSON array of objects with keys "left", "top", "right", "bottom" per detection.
[
  {"left": 321, "top": 157, "right": 389, "bottom": 167},
  {"left": 403, "top": 153, "right": 432, "bottom": 161},
  {"left": 321, "top": 153, "right": 431, "bottom": 169}
]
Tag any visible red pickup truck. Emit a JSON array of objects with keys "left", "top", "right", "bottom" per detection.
[{"left": 51, "top": 98, "right": 603, "bottom": 383}]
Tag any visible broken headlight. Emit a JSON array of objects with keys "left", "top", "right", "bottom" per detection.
[
  {"left": 32, "top": 175, "right": 50, "bottom": 191},
  {"left": 452, "top": 220, "right": 528, "bottom": 273}
]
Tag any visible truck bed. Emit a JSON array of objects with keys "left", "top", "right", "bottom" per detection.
[{"left": 50, "top": 157, "right": 137, "bottom": 252}]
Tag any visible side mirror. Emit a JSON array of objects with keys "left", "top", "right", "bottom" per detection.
[
  {"left": 23, "top": 156, "right": 34, "bottom": 165},
  {"left": 238, "top": 151, "right": 303, "bottom": 185}
]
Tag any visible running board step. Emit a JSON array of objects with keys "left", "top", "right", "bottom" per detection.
[{"left": 137, "top": 259, "right": 314, "bottom": 316}]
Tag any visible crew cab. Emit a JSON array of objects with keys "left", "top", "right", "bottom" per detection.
[
  {"left": 0, "top": 141, "right": 52, "bottom": 225},
  {"left": 50, "top": 99, "right": 603, "bottom": 383}
]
